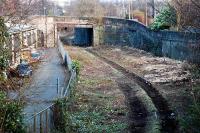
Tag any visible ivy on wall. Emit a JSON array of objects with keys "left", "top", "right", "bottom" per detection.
[{"left": 0, "top": 17, "right": 10, "bottom": 71}]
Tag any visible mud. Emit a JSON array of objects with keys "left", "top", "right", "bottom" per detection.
[
  {"left": 87, "top": 49, "right": 179, "bottom": 133},
  {"left": 118, "top": 83, "right": 148, "bottom": 133}
]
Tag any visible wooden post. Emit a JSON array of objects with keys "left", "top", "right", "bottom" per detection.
[
  {"left": 33, "top": 113, "right": 36, "bottom": 133},
  {"left": 20, "top": 31, "right": 23, "bottom": 47},
  {"left": 55, "top": 24, "right": 58, "bottom": 47},
  {"left": 45, "top": 110, "right": 48, "bottom": 133},
  {"left": 19, "top": 32, "right": 24, "bottom": 64},
  {"left": 61, "top": 87, "right": 63, "bottom": 98},
  {"left": 35, "top": 29, "right": 38, "bottom": 48},
  {"left": 11, "top": 35, "right": 15, "bottom": 64},
  {"left": 40, "top": 113, "right": 43, "bottom": 133},
  {"left": 25, "top": 31, "right": 28, "bottom": 46},
  {"left": 57, "top": 78, "right": 59, "bottom": 94},
  {"left": 26, "top": 126, "right": 30, "bottom": 133},
  {"left": 31, "top": 30, "right": 33, "bottom": 46}
]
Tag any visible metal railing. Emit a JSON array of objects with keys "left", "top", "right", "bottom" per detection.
[
  {"left": 58, "top": 34, "right": 72, "bottom": 71},
  {"left": 25, "top": 38, "right": 76, "bottom": 133},
  {"left": 25, "top": 70, "right": 76, "bottom": 132},
  {"left": 26, "top": 104, "right": 54, "bottom": 133},
  {"left": 63, "top": 70, "right": 77, "bottom": 97}
]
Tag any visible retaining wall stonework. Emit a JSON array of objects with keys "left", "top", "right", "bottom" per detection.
[{"left": 100, "top": 17, "right": 200, "bottom": 63}]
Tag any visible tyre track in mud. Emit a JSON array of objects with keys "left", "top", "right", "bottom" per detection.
[
  {"left": 86, "top": 49, "right": 179, "bottom": 133},
  {"left": 118, "top": 83, "right": 148, "bottom": 133}
]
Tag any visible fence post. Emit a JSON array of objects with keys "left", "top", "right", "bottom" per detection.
[
  {"left": 57, "top": 78, "right": 59, "bottom": 94},
  {"left": 46, "top": 110, "right": 48, "bottom": 133},
  {"left": 61, "top": 87, "right": 64, "bottom": 98},
  {"left": 33, "top": 113, "right": 36, "bottom": 133},
  {"left": 26, "top": 126, "right": 30, "bottom": 133},
  {"left": 40, "top": 113, "right": 43, "bottom": 133}
]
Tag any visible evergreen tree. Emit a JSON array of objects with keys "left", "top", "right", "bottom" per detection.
[{"left": 150, "top": 5, "right": 177, "bottom": 30}]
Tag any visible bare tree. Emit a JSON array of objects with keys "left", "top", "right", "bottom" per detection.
[
  {"left": 66, "top": 0, "right": 105, "bottom": 18},
  {"left": 0, "top": 0, "right": 59, "bottom": 23},
  {"left": 171, "top": 0, "right": 200, "bottom": 30},
  {"left": 101, "top": 1, "right": 122, "bottom": 17}
]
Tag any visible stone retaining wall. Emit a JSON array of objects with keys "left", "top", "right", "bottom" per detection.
[{"left": 99, "top": 17, "right": 200, "bottom": 63}]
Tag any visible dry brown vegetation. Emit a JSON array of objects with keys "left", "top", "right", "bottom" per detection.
[
  {"left": 91, "top": 45, "right": 190, "bottom": 84},
  {"left": 89, "top": 45, "right": 195, "bottom": 117},
  {"left": 64, "top": 45, "right": 128, "bottom": 132}
]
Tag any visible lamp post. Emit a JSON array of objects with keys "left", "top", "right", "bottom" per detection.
[
  {"left": 122, "top": 0, "right": 125, "bottom": 18},
  {"left": 128, "top": 0, "right": 131, "bottom": 19},
  {"left": 44, "top": 6, "right": 47, "bottom": 47},
  {"left": 152, "top": 0, "right": 155, "bottom": 18},
  {"left": 145, "top": 0, "right": 148, "bottom": 26}
]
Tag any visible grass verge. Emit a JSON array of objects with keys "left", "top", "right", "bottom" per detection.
[{"left": 55, "top": 46, "right": 128, "bottom": 133}]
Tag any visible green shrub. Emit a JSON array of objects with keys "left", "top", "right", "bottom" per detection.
[
  {"left": 0, "top": 56, "right": 9, "bottom": 70},
  {"left": 190, "top": 65, "right": 200, "bottom": 79},
  {"left": 54, "top": 98, "right": 127, "bottom": 133},
  {"left": 67, "top": 110, "right": 127, "bottom": 133},
  {"left": 181, "top": 103, "right": 200, "bottom": 133},
  {"left": 53, "top": 90, "right": 127, "bottom": 133},
  {"left": 0, "top": 91, "right": 25, "bottom": 133},
  {"left": 53, "top": 98, "right": 72, "bottom": 133},
  {"left": 181, "top": 86, "right": 200, "bottom": 133},
  {"left": 71, "top": 60, "right": 81, "bottom": 76}
]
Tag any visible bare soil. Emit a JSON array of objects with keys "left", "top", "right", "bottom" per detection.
[
  {"left": 65, "top": 45, "right": 177, "bottom": 132},
  {"left": 87, "top": 45, "right": 198, "bottom": 131},
  {"left": 87, "top": 48, "right": 178, "bottom": 133},
  {"left": 91, "top": 45, "right": 190, "bottom": 84}
]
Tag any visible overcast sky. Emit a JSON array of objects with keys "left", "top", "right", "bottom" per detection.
[
  {"left": 51, "top": 0, "right": 70, "bottom": 6},
  {"left": 51, "top": 0, "right": 164, "bottom": 7},
  {"left": 51, "top": 0, "right": 121, "bottom": 6}
]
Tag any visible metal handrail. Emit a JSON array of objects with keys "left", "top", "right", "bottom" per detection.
[
  {"left": 26, "top": 72, "right": 76, "bottom": 132},
  {"left": 64, "top": 70, "right": 76, "bottom": 97},
  {"left": 26, "top": 39, "right": 77, "bottom": 132},
  {"left": 26, "top": 103, "right": 55, "bottom": 122}
]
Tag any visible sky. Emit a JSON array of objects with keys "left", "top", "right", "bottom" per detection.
[
  {"left": 51, "top": 0, "right": 164, "bottom": 7},
  {"left": 51, "top": 0, "right": 127, "bottom": 6},
  {"left": 51, "top": 0, "right": 71, "bottom": 6},
  {"left": 52, "top": 0, "right": 121, "bottom": 6}
]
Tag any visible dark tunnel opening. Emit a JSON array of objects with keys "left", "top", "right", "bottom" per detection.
[
  {"left": 59, "top": 26, "right": 94, "bottom": 47},
  {"left": 73, "top": 27, "right": 93, "bottom": 47}
]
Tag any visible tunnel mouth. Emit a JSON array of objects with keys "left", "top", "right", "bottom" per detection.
[
  {"left": 73, "top": 27, "right": 93, "bottom": 47},
  {"left": 59, "top": 25, "right": 94, "bottom": 47}
]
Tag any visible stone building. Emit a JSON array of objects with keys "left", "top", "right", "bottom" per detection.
[{"left": 8, "top": 24, "right": 43, "bottom": 66}]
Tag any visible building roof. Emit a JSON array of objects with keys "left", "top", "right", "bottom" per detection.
[{"left": 6, "top": 23, "right": 35, "bottom": 34}]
